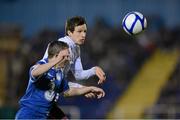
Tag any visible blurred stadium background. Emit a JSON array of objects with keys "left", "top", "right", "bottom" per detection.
[{"left": 0, "top": 0, "right": 180, "bottom": 119}]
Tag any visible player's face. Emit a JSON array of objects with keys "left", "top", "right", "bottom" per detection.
[{"left": 69, "top": 24, "right": 87, "bottom": 45}]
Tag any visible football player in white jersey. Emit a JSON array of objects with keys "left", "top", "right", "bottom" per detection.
[
  {"left": 43, "top": 16, "right": 106, "bottom": 119},
  {"left": 43, "top": 16, "right": 106, "bottom": 86}
]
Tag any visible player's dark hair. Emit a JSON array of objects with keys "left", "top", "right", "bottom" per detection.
[
  {"left": 65, "top": 16, "right": 87, "bottom": 35},
  {"left": 48, "top": 41, "right": 69, "bottom": 58}
]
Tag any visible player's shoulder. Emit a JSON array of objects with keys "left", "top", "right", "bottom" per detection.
[
  {"left": 58, "top": 36, "right": 74, "bottom": 46},
  {"left": 58, "top": 36, "right": 68, "bottom": 43},
  {"left": 37, "top": 58, "right": 48, "bottom": 65}
]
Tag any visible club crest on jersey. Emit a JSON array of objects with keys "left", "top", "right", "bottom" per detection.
[
  {"left": 44, "top": 90, "right": 55, "bottom": 101},
  {"left": 56, "top": 73, "right": 61, "bottom": 81}
]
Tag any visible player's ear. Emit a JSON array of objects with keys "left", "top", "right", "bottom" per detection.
[{"left": 67, "top": 30, "right": 72, "bottom": 36}]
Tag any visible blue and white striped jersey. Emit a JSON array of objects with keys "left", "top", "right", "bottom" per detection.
[{"left": 19, "top": 58, "right": 69, "bottom": 115}]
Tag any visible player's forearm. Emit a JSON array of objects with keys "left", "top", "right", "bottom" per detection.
[
  {"left": 64, "top": 87, "right": 92, "bottom": 97},
  {"left": 32, "top": 62, "right": 56, "bottom": 77},
  {"left": 68, "top": 82, "right": 84, "bottom": 88},
  {"left": 73, "top": 57, "right": 96, "bottom": 80},
  {"left": 74, "top": 67, "right": 96, "bottom": 80}
]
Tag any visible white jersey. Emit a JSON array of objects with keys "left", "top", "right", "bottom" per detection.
[{"left": 43, "top": 36, "right": 96, "bottom": 81}]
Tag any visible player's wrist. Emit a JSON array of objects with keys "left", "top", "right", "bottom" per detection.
[{"left": 91, "top": 67, "right": 96, "bottom": 75}]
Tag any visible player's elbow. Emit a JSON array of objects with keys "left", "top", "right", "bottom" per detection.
[
  {"left": 74, "top": 73, "right": 87, "bottom": 80},
  {"left": 31, "top": 69, "right": 39, "bottom": 77}
]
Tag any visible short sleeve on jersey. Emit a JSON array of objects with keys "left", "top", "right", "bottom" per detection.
[{"left": 29, "top": 59, "right": 48, "bottom": 82}]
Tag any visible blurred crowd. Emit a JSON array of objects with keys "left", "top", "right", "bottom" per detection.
[
  {"left": 0, "top": 16, "right": 180, "bottom": 118},
  {"left": 144, "top": 58, "right": 180, "bottom": 119}
]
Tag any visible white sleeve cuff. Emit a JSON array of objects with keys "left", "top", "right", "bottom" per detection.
[
  {"left": 68, "top": 82, "right": 83, "bottom": 88},
  {"left": 91, "top": 67, "right": 96, "bottom": 75}
]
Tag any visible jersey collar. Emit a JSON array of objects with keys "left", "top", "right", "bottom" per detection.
[{"left": 65, "top": 36, "right": 77, "bottom": 47}]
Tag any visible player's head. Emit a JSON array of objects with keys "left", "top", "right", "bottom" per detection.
[
  {"left": 65, "top": 16, "right": 87, "bottom": 45},
  {"left": 48, "top": 41, "right": 69, "bottom": 59}
]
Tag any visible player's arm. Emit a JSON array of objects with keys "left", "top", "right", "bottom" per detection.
[
  {"left": 32, "top": 50, "right": 68, "bottom": 77},
  {"left": 72, "top": 56, "right": 95, "bottom": 80},
  {"left": 73, "top": 57, "right": 106, "bottom": 84},
  {"left": 68, "top": 82, "right": 97, "bottom": 98},
  {"left": 63, "top": 86, "right": 105, "bottom": 99},
  {"left": 31, "top": 62, "right": 57, "bottom": 77},
  {"left": 68, "top": 81, "right": 83, "bottom": 88}
]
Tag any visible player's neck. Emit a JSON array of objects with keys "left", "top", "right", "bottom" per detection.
[{"left": 68, "top": 36, "right": 76, "bottom": 44}]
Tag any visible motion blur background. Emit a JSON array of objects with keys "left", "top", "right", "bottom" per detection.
[{"left": 0, "top": 0, "right": 180, "bottom": 119}]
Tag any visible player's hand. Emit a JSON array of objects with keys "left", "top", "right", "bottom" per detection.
[
  {"left": 90, "top": 86, "right": 105, "bottom": 99},
  {"left": 55, "top": 49, "right": 70, "bottom": 64},
  {"left": 95, "top": 66, "right": 106, "bottom": 84},
  {"left": 84, "top": 92, "right": 96, "bottom": 98}
]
